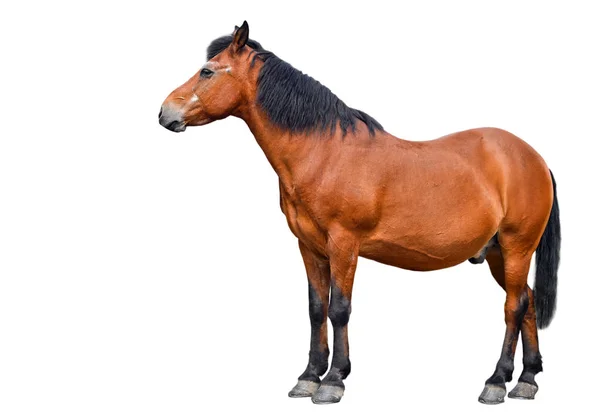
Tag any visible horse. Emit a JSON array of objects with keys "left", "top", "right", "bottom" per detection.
[{"left": 159, "top": 21, "right": 560, "bottom": 405}]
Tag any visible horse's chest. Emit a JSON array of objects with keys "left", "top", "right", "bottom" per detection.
[{"left": 280, "top": 190, "right": 327, "bottom": 254}]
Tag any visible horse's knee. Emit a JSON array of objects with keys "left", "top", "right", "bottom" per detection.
[
  {"left": 328, "top": 286, "right": 351, "bottom": 327},
  {"left": 308, "top": 284, "right": 327, "bottom": 325}
]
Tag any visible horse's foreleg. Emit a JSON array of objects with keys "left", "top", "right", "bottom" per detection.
[
  {"left": 312, "top": 229, "right": 359, "bottom": 404},
  {"left": 479, "top": 252, "right": 531, "bottom": 404},
  {"left": 288, "top": 240, "right": 331, "bottom": 398}
]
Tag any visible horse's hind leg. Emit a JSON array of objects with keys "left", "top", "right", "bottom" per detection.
[
  {"left": 479, "top": 245, "right": 532, "bottom": 404},
  {"left": 483, "top": 248, "right": 543, "bottom": 401},
  {"left": 288, "top": 241, "right": 331, "bottom": 398},
  {"left": 508, "top": 285, "right": 542, "bottom": 400}
]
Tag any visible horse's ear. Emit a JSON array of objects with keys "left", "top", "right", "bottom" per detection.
[{"left": 231, "top": 21, "right": 249, "bottom": 53}]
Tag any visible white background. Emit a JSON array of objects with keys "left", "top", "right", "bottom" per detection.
[{"left": 1, "top": 1, "right": 598, "bottom": 416}]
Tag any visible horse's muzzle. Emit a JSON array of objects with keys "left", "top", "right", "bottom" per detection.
[{"left": 158, "top": 105, "right": 186, "bottom": 132}]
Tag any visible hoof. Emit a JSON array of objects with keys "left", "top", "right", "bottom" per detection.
[
  {"left": 311, "top": 384, "right": 345, "bottom": 404},
  {"left": 478, "top": 383, "right": 506, "bottom": 405},
  {"left": 288, "top": 380, "right": 320, "bottom": 398},
  {"left": 508, "top": 382, "right": 538, "bottom": 400}
]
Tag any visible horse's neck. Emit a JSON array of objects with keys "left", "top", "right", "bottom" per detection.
[{"left": 240, "top": 106, "right": 327, "bottom": 191}]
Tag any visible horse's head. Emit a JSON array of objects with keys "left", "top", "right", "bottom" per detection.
[{"left": 159, "top": 22, "right": 255, "bottom": 132}]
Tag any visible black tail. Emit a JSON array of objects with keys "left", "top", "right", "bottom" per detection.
[{"left": 534, "top": 170, "right": 561, "bottom": 329}]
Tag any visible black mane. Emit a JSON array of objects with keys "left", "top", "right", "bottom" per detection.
[{"left": 206, "top": 35, "right": 384, "bottom": 136}]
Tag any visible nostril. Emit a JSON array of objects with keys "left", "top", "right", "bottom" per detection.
[{"left": 158, "top": 106, "right": 185, "bottom": 132}]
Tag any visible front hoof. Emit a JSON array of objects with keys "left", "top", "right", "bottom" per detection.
[
  {"left": 311, "top": 384, "right": 345, "bottom": 404},
  {"left": 288, "top": 380, "right": 320, "bottom": 398},
  {"left": 508, "top": 382, "right": 538, "bottom": 400},
  {"left": 478, "top": 383, "right": 507, "bottom": 405}
]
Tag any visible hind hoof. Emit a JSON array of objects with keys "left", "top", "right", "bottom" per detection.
[
  {"left": 311, "top": 384, "right": 344, "bottom": 404},
  {"left": 288, "top": 380, "right": 320, "bottom": 398},
  {"left": 478, "top": 383, "right": 506, "bottom": 405},
  {"left": 508, "top": 382, "right": 538, "bottom": 400}
]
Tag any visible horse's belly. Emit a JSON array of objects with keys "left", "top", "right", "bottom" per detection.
[
  {"left": 362, "top": 169, "right": 504, "bottom": 271},
  {"left": 359, "top": 228, "right": 496, "bottom": 271}
]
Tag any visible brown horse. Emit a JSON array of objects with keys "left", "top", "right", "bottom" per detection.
[{"left": 159, "top": 22, "right": 560, "bottom": 405}]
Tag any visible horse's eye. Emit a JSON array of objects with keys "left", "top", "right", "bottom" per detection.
[{"left": 200, "top": 68, "right": 214, "bottom": 78}]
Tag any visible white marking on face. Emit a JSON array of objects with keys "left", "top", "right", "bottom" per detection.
[
  {"left": 204, "top": 61, "right": 231, "bottom": 73},
  {"left": 190, "top": 94, "right": 199, "bottom": 103}
]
